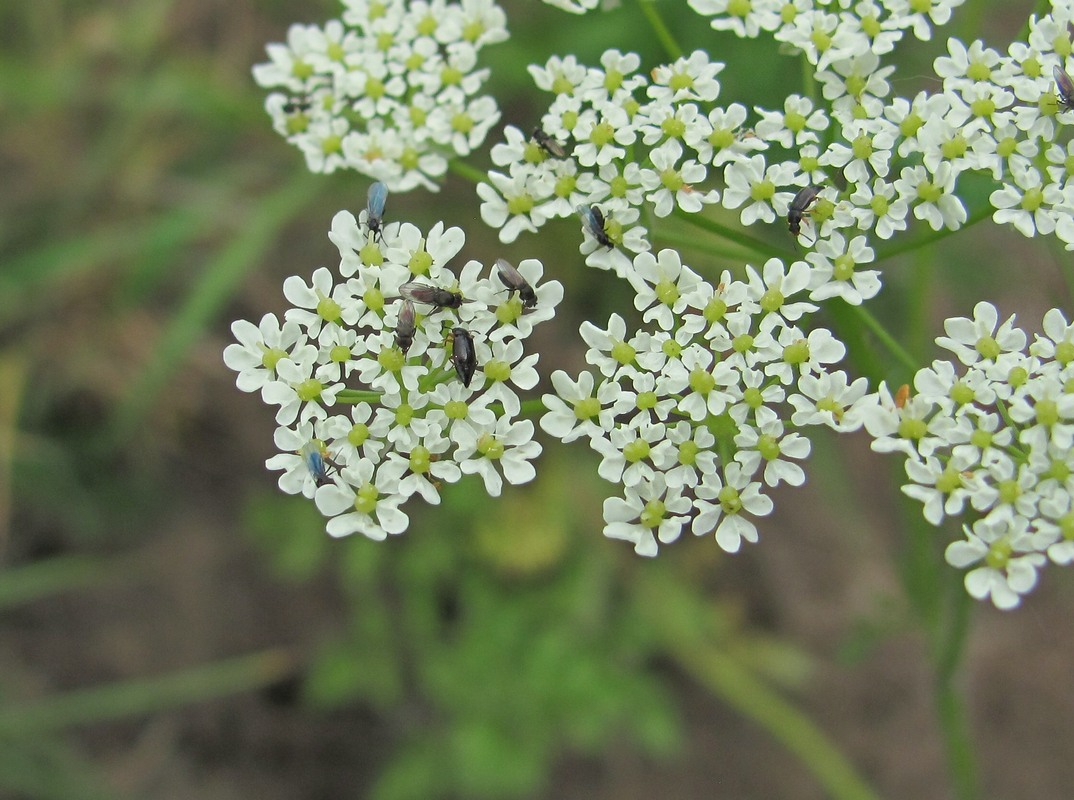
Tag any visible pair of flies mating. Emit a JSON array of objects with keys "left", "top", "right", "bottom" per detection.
[
  {"left": 361, "top": 183, "right": 538, "bottom": 388},
  {"left": 784, "top": 66, "right": 1074, "bottom": 247}
]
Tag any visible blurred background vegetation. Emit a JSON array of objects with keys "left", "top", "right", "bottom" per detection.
[{"left": 1, "top": 0, "right": 1072, "bottom": 798}]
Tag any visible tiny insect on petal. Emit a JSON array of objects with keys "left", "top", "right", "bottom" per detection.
[
  {"left": 400, "top": 282, "right": 464, "bottom": 309},
  {"left": 577, "top": 204, "right": 614, "bottom": 249},
  {"left": 450, "top": 327, "right": 476, "bottom": 387},
  {"left": 395, "top": 299, "right": 416, "bottom": 353},
  {"left": 1055, "top": 65, "right": 1074, "bottom": 110},
  {"left": 494, "top": 258, "right": 537, "bottom": 308},
  {"left": 532, "top": 127, "right": 567, "bottom": 158},
  {"left": 366, "top": 181, "right": 389, "bottom": 240}
]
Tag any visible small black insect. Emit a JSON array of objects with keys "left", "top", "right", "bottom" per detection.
[
  {"left": 787, "top": 184, "right": 822, "bottom": 243},
  {"left": 282, "top": 97, "right": 311, "bottom": 114},
  {"left": 577, "top": 204, "right": 614, "bottom": 249},
  {"left": 366, "top": 181, "right": 389, "bottom": 240},
  {"left": 495, "top": 258, "right": 537, "bottom": 309},
  {"left": 395, "top": 299, "right": 416, "bottom": 353},
  {"left": 400, "top": 282, "right": 464, "bottom": 310},
  {"left": 450, "top": 327, "right": 476, "bottom": 387},
  {"left": 532, "top": 127, "right": 567, "bottom": 158},
  {"left": 1055, "top": 64, "right": 1074, "bottom": 111}
]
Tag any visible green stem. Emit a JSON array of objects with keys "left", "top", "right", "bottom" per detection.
[
  {"left": 933, "top": 585, "right": 978, "bottom": 800},
  {"left": 680, "top": 648, "right": 881, "bottom": 800},
  {"left": 448, "top": 158, "right": 490, "bottom": 185},
  {"left": 0, "top": 555, "right": 134, "bottom": 611},
  {"left": 336, "top": 388, "right": 384, "bottom": 403},
  {"left": 653, "top": 227, "right": 761, "bottom": 262},
  {"left": 0, "top": 649, "right": 294, "bottom": 734},
  {"left": 845, "top": 302, "right": 920, "bottom": 375},
  {"left": 672, "top": 207, "right": 794, "bottom": 260},
  {"left": 802, "top": 52, "right": 818, "bottom": 105},
  {"left": 874, "top": 199, "right": 993, "bottom": 263},
  {"left": 898, "top": 492, "right": 979, "bottom": 800},
  {"left": 637, "top": 0, "right": 682, "bottom": 61}
]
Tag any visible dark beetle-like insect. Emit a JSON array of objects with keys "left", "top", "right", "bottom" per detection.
[
  {"left": 366, "top": 181, "right": 389, "bottom": 240},
  {"left": 788, "top": 184, "right": 822, "bottom": 242},
  {"left": 395, "top": 299, "right": 416, "bottom": 353},
  {"left": 400, "top": 281, "right": 464, "bottom": 310},
  {"left": 1055, "top": 64, "right": 1074, "bottom": 111},
  {"left": 577, "top": 204, "right": 615, "bottom": 249},
  {"left": 450, "top": 327, "right": 477, "bottom": 387},
  {"left": 283, "top": 97, "right": 311, "bottom": 114},
  {"left": 532, "top": 127, "right": 567, "bottom": 158},
  {"left": 495, "top": 258, "right": 537, "bottom": 308}
]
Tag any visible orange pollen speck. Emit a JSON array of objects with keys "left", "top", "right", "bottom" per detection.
[{"left": 895, "top": 384, "right": 911, "bottom": 408}]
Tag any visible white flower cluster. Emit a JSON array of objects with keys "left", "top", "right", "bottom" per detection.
[
  {"left": 861, "top": 303, "right": 1074, "bottom": 609},
  {"left": 224, "top": 192, "right": 563, "bottom": 540},
  {"left": 253, "top": 0, "right": 507, "bottom": 190},
  {"left": 494, "top": 0, "right": 1074, "bottom": 296},
  {"left": 541, "top": 249, "right": 867, "bottom": 557}
]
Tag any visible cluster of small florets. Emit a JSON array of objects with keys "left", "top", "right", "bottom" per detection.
[
  {"left": 253, "top": 0, "right": 507, "bottom": 190},
  {"left": 860, "top": 303, "right": 1074, "bottom": 609},
  {"left": 224, "top": 198, "right": 562, "bottom": 540},
  {"left": 502, "top": 1, "right": 1074, "bottom": 293},
  {"left": 540, "top": 249, "right": 867, "bottom": 556}
]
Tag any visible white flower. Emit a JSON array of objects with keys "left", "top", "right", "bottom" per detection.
[
  {"left": 454, "top": 416, "right": 541, "bottom": 496},
  {"left": 602, "top": 473, "right": 692, "bottom": 557},
  {"left": 628, "top": 249, "right": 705, "bottom": 331},
  {"left": 722, "top": 154, "right": 797, "bottom": 225},
  {"left": 945, "top": 517, "right": 1046, "bottom": 610},
  {"left": 315, "top": 460, "right": 409, "bottom": 540},
  {"left": 692, "top": 463, "right": 774, "bottom": 553},
  {"left": 224, "top": 314, "right": 308, "bottom": 393},
  {"left": 540, "top": 370, "right": 621, "bottom": 442}
]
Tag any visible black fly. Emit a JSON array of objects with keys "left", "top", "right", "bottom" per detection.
[
  {"left": 395, "top": 299, "right": 416, "bottom": 353},
  {"left": 532, "top": 127, "right": 567, "bottom": 158},
  {"left": 577, "top": 204, "right": 615, "bottom": 249},
  {"left": 400, "top": 282, "right": 464, "bottom": 310},
  {"left": 1055, "top": 64, "right": 1074, "bottom": 111},
  {"left": 787, "top": 184, "right": 822, "bottom": 244},
  {"left": 449, "top": 327, "right": 476, "bottom": 387},
  {"left": 495, "top": 259, "right": 537, "bottom": 309}
]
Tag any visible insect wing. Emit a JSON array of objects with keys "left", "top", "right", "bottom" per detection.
[
  {"left": 495, "top": 258, "right": 538, "bottom": 308},
  {"left": 367, "top": 181, "right": 388, "bottom": 218},
  {"left": 300, "top": 441, "right": 333, "bottom": 487},
  {"left": 399, "top": 282, "right": 438, "bottom": 305},
  {"left": 450, "top": 327, "right": 476, "bottom": 387},
  {"left": 400, "top": 282, "right": 463, "bottom": 309},
  {"left": 1055, "top": 65, "right": 1074, "bottom": 109}
]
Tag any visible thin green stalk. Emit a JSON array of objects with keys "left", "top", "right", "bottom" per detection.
[
  {"left": 0, "top": 555, "right": 136, "bottom": 610},
  {"left": 672, "top": 207, "right": 793, "bottom": 260},
  {"left": 655, "top": 227, "right": 763, "bottom": 262},
  {"left": 637, "top": 0, "right": 682, "bottom": 61},
  {"left": 336, "top": 388, "right": 385, "bottom": 403},
  {"left": 933, "top": 586, "right": 978, "bottom": 800},
  {"left": 0, "top": 649, "right": 295, "bottom": 734},
  {"left": 875, "top": 201, "right": 993, "bottom": 262},
  {"left": 802, "top": 52, "right": 818, "bottom": 105},
  {"left": 845, "top": 303, "right": 920, "bottom": 375},
  {"left": 898, "top": 492, "right": 979, "bottom": 800},
  {"left": 448, "top": 158, "right": 489, "bottom": 185},
  {"left": 664, "top": 636, "right": 881, "bottom": 800}
]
